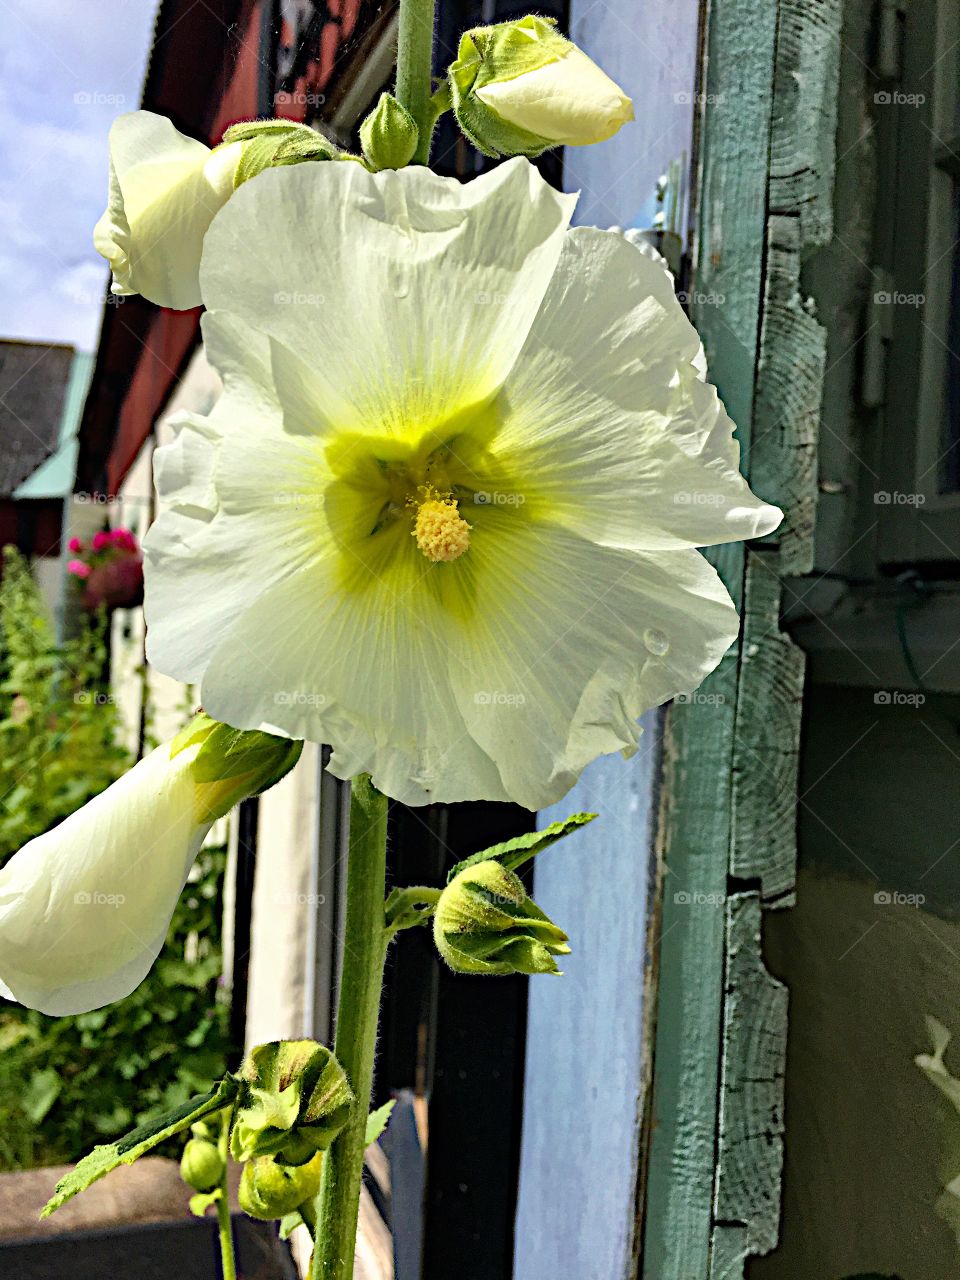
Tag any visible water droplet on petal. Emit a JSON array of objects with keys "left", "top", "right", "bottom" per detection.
[{"left": 643, "top": 627, "right": 670, "bottom": 657}]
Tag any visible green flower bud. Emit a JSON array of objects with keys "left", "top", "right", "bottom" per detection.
[
  {"left": 433, "top": 860, "right": 570, "bottom": 975},
  {"left": 230, "top": 1039, "right": 354, "bottom": 1164},
  {"left": 238, "top": 1153, "right": 322, "bottom": 1221},
  {"left": 222, "top": 119, "right": 343, "bottom": 188},
  {"left": 447, "top": 15, "right": 633, "bottom": 159},
  {"left": 360, "top": 92, "right": 419, "bottom": 171},
  {"left": 180, "top": 1137, "right": 224, "bottom": 1193},
  {"left": 171, "top": 713, "right": 303, "bottom": 824}
]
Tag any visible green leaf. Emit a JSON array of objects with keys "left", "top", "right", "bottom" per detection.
[
  {"left": 384, "top": 886, "right": 441, "bottom": 934},
  {"left": 279, "top": 1209, "right": 305, "bottom": 1240},
  {"left": 447, "top": 812, "right": 597, "bottom": 883},
  {"left": 41, "top": 1076, "right": 238, "bottom": 1217},
  {"left": 23, "top": 1069, "right": 61, "bottom": 1124},
  {"left": 365, "top": 1100, "right": 395, "bottom": 1147},
  {"left": 188, "top": 1187, "right": 222, "bottom": 1217}
]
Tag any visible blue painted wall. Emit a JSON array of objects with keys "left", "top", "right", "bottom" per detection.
[{"left": 514, "top": 712, "right": 663, "bottom": 1278}]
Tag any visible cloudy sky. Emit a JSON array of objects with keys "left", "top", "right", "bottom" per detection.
[{"left": 0, "top": 1, "right": 157, "bottom": 352}]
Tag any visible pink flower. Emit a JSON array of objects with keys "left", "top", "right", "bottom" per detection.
[
  {"left": 68, "top": 537, "right": 83, "bottom": 553},
  {"left": 67, "top": 559, "right": 91, "bottom": 579},
  {"left": 111, "top": 528, "right": 138, "bottom": 553},
  {"left": 91, "top": 531, "right": 111, "bottom": 552}
]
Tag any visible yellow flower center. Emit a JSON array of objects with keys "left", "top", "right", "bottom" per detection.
[{"left": 412, "top": 490, "right": 472, "bottom": 563}]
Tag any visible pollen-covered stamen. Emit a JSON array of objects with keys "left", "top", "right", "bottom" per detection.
[{"left": 412, "top": 490, "right": 472, "bottom": 563}]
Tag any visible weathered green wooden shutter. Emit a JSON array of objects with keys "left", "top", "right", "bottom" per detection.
[{"left": 641, "top": 1, "right": 840, "bottom": 1277}]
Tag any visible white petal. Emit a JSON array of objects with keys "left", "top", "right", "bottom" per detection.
[
  {"left": 95, "top": 111, "right": 240, "bottom": 310},
  {"left": 144, "top": 312, "right": 323, "bottom": 683},
  {"left": 499, "top": 226, "right": 782, "bottom": 550},
  {"left": 0, "top": 744, "right": 209, "bottom": 1015},
  {"left": 449, "top": 521, "right": 739, "bottom": 810},
  {"left": 476, "top": 47, "right": 634, "bottom": 146},
  {"left": 199, "top": 158, "right": 577, "bottom": 432},
  {"left": 197, "top": 540, "right": 511, "bottom": 806}
]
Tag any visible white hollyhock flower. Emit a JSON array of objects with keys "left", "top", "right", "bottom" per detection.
[
  {"left": 94, "top": 111, "right": 242, "bottom": 310},
  {"left": 0, "top": 721, "right": 299, "bottom": 1014},
  {"left": 144, "top": 158, "right": 781, "bottom": 811}
]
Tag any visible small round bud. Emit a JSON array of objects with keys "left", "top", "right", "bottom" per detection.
[
  {"left": 180, "top": 1138, "right": 224, "bottom": 1194},
  {"left": 238, "top": 1154, "right": 322, "bottom": 1220},
  {"left": 433, "top": 860, "right": 570, "bottom": 975},
  {"left": 360, "top": 93, "right": 419, "bottom": 171}
]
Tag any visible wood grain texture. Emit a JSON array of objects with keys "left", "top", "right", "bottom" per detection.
[
  {"left": 710, "top": 893, "right": 789, "bottom": 1275},
  {"left": 752, "top": 216, "right": 826, "bottom": 575},
  {"left": 641, "top": 0, "right": 779, "bottom": 1272},
  {"left": 731, "top": 551, "right": 805, "bottom": 903},
  {"left": 753, "top": 0, "right": 841, "bottom": 573},
  {"left": 769, "top": 0, "right": 842, "bottom": 243}
]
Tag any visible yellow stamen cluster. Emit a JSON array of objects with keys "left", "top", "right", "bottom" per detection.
[{"left": 412, "top": 491, "right": 472, "bottom": 563}]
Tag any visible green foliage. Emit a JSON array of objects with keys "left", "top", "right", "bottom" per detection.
[
  {"left": 446, "top": 810, "right": 597, "bottom": 883},
  {"left": 0, "top": 546, "right": 127, "bottom": 862},
  {"left": 0, "top": 547, "right": 233, "bottom": 1170},
  {"left": 41, "top": 1076, "right": 239, "bottom": 1217}
]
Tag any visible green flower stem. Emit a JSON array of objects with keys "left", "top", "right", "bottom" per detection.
[
  {"left": 311, "top": 775, "right": 389, "bottom": 1280},
  {"left": 216, "top": 1109, "right": 237, "bottom": 1280},
  {"left": 395, "top": 0, "right": 438, "bottom": 163}
]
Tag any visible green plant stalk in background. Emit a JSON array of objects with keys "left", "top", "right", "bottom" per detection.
[
  {"left": 394, "top": 0, "right": 437, "bottom": 164},
  {"left": 215, "top": 1108, "right": 237, "bottom": 1280},
  {"left": 311, "top": 776, "right": 389, "bottom": 1280}
]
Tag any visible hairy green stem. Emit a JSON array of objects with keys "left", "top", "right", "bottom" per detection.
[
  {"left": 311, "top": 775, "right": 389, "bottom": 1280},
  {"left": 216, "top": 1109, "right": 237, "bottom": 1280},
  {"left": 395, "top": 0, "right": 438, "bottom": 163}
]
